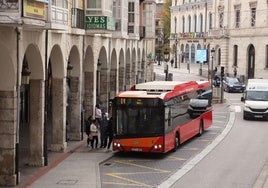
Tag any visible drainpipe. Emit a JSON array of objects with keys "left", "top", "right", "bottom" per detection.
[
  {"left": 44, "top": 30, "right": 48, "bottom": 166},
  {"left": 15, "top": 27, "right": 21, "bottom": 185}
]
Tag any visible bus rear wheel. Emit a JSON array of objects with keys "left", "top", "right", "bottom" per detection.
[{"left": 172, "top": 133, "right": 180, "bottom": 152}]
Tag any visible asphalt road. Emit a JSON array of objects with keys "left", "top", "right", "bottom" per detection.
[{"left": 170, "top": 92, "right": 268, "bottom": 188}]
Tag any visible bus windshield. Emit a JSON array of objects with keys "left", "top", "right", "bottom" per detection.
[
  {"left": 115, "top": 106, "right": 163, "bottom": 136},
  {"left": 246, "top": 91, "right": 268, "bottom": 101}
]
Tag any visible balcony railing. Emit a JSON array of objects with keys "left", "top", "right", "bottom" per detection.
[
  {"left": 170, "top": 32, "right": 206, "bottom": 39},
  {"left": 0, "top": 0, "right": 19, "bottom": 10}
]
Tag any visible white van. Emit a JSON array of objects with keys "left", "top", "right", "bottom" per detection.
[{"left": 241, "top": 79, "right": 268, "bottom": 120}]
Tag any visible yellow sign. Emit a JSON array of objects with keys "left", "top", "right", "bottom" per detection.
[{"left": 23, "top": 0, "right": 46, "bottom": 20}]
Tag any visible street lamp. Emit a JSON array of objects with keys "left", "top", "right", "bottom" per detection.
[
  {"left": 21, "top": 62, "right": 31, "bottom": 85},
  {"left": 164, "top": 49, "right": 170, "bottom": 81},
  {"left": 210, "top": 48, "right": 215, "bottom": 87}
]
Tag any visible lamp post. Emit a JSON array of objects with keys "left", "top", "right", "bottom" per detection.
[
  {"left": 210, "top": 48, "right": 215, "bottom": 87},
  {"left": 164, "top": 49, "right": 170, "bottom": 81},
  {"left": 174, "top": 35, "right": 178, "bottom": 68}
]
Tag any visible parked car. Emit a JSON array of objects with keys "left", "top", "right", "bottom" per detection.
[{"left": 223, "top": 77, "right": 246, "bottom": 93}]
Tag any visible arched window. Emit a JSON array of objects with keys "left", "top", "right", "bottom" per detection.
[
  {"left": 191, "top": 44, "right": 195, "bottom": 63},
  {"left": 188, "top": 15, "right": 191, "bottom": 32},
  {"left": 200, "top": 13, "right": 203, "bottom": 32},
  {"left": 182, "top": 16, "right": 185, "bottom": 33},
  {"left": 174, "top": 17, "right": 177, "bottom": 34},
  {"left": 194, "top": 14, "right": 197, "bottom": 32},
  {"left": 209, "top": 13, "right": 213, "bottom": 29}
]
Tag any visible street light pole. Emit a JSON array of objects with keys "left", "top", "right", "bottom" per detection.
[
  {"left": 210, "top": 48, "right": 215, "bottom": 87},
  {"left": 164, "top": 48, "right": 170, "bottom": 81},
  {"left": 174, "top": 35, "right": 178, "bottom": 68}
]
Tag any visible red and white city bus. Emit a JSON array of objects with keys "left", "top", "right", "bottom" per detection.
[{"left": 112, "top": 81, "right": 212, "bottom": 153}]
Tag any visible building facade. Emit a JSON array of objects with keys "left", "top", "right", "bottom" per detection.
[
  {"left": 170, "top": 0, "right": 268, "bottom": 81},
  {"left": 0, "top": 0, "right": 156, "bottom": 186}
]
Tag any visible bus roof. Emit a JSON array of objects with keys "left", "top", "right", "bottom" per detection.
[{"left": 116, "top": 81, "right": 210, "bottom": 100}]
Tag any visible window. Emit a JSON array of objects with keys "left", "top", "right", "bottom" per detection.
[
  {"left": 233, "top": 45, "right": 238, "bottom": 67},
  {"left": 128, "top": 2, "right": 135, "bottom": 23},
  {"left": 86, "top": 0, "right": 101, "bottom": 9},
  {"left": 251, "top": 7, "right": 256, "bottom": 27},
  {"left": 113, "top": 0, "right": 121, "bottom": 31},
  {"left": 219, "top": 11, "right": 224, "bottom": 28},
  {"left": 52, "top": 0, "right": 68, "bottom": 8},
  {"left": 182, "top": 16, "right": 185, "bottom": 33},
  {"left": 174, "top": 17, "right": 177, "bottom": 34},
  {"left": 194, "top": 15, "right": 197, "bottom": 32},
  {"left": 209, "top": 13, "right": 212, "bottom": 29},
  {"left": 188, "top": 15, "right": 191, "bottom": 32},
  {"left": 235, "top": 10, "right": 240, "bottom": 28},
  {"left": 200, "top": 14, "right": 203, "bottom": 32}
]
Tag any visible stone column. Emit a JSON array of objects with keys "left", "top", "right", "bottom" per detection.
[
  {"left": 0, "top": 90, "right": 17, "bottom": 186},
  {"left": 100, "top": 70, "right": 108, "bottom": 111},
  {"left": 110, "top": 68, "right": 117, "bottom": 99},
  {"left": 119, "top": 67, "right": 125, "bottom": 91},
  {"left": 84, "top": 71, "right": 94, "bottom": 119},
  {"left": 51, "top": 78, "right": 67, "bottom": 152},
  {"left": 68, "top": 76, "right": 81, "bottom": 140},
  {"left": 28, "top": 80, "right": 44, "bottom": 166}
]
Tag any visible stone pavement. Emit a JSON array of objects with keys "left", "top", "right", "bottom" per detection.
[{"left": 12, "top": 62, "right": 268, "bottom": 188}]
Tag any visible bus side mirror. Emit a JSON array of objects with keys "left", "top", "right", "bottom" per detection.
[{"left": 241, "top": 97, "right": 244, "bottom": 102}]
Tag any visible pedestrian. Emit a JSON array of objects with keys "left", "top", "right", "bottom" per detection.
[
  {"left": 99, "top": 113, "right": 108, "bottom": 148},
  {"left": 95, "top": 104, "right": 102, "bottom": 125},
  {"left": 105, "top": 116, "right": 114, "bottom": 152},
  {"left": 85, "top": 116, "right": 92, "bottom": 147},
  {"left": 170, "top": 59, "right": 174, "bottom": 67},
  {"left": 90, "top": 119, "right": 99, "bottom": 149}
]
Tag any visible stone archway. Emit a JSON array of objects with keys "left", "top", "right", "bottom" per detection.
[
  {"left": 67, "top": 46, "right": 81, "bottom": 141},
  {"left": 49, "top": 45, "right": 66, "bottom": 152},
  {"left": 21, "top": 44, "right": 45, "bottom": 167}
]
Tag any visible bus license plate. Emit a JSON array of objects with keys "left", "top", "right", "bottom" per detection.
[
  {"left": 131, "top": 148, "right": 142, "bottom": 152},
  {"left": 254, "top": 115, "right": 263, "bottom": 118}
]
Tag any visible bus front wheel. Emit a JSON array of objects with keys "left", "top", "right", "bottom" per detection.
[
  {"left": 172, "top": 133, "right": 180, "bottom": 152},
  {"left": 197, "top": 120, "right": 204, "bottom": 137}
]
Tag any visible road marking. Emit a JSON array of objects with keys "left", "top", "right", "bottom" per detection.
[
  {"left": 168, "top": 156, "right": 187, "bottom": 161},
  {"left": 114, "top": 160, "right": 170, "bottom": 173},
  {"left": 105, "top": 173, "right": 152, "bottom": 187},
  {"left": 158, "top": 111, "right": 236, "bottom": 188},
  {"left": 180, "top": 147, "right": 199, "bottom": 151}
]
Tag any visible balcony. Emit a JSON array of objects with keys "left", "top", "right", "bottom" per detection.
[
  {"left": 208, "top": 28, "right": 229, "bottom": 39},
  {"left": 46, "top": 5, "right": 68, "bottom": 30}
]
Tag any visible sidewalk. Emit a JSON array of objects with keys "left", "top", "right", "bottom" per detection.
[{"left": 17, "top": 139, "right": 114, "bottom": 188}]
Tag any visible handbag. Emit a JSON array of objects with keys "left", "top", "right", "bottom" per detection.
[{"left": 88, "top": 134, "right": 93, "bottom": 140}]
